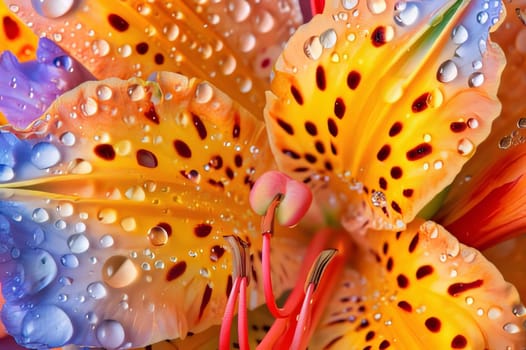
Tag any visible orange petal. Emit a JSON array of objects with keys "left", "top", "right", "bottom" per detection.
[
  {"left": 265, "top": 0, "right": 505, "bottom": 231},
  {"left": 7, "top": 0, "right": 303, "bottom": 118},
  {"left": 0, "top": 1, "right": 37, "bottom": 62},
  {"left": 0, "top": 72, "right": 308, "bottom": 348},
  {"left": 434, "top": 1, "right": 526, "bottom": 249},
  {"left": 310, "top": 219, "right": 526, "bottom": 349}
]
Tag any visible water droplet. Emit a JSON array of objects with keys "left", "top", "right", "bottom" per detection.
[
  {"left": 118, "top": 44, "right": 132, "bottom": 57},
  {"left": 21, "top": 305, "right": 73, "bottom": 347},
  {"left": 31, "top": 0, "right": 75, "bottom": 18},
  {"left": 99, "top": 234, "right": 114, "bottom": 248},
  {"left": 102, "top": 255, "right": 138, "bottom": 288},
  {"left": 85, "top": 311, "right": 98, "bottom": 324},
  {"left": 96, "top": 85, "right": 113, "bottom": 101},
  {"left": 59, "top": 132, "right": 76, "bottom": 146},
  {"left": 32, "top": 208, "right": 50, "bottom": 223},
  {"left": 517, "top": 118, "right": 526, "bottom": 128},
  {"left": 467, "top": 118, "right": 479, "bottom": 129},
  {"left": 148, "top": 226, "right": 169, "bottom": 246},
  {"left": 18, "top": 249, "right": 58, "bottom": 294},
  {"left": 488, "top": 306, "right": 502, "bottom": 320},
  {"left": 87, "top": 282, "right": 107, "bottom": 299},
  {"left": 503, "top": 322, "right": 521, "bottom": 334},
  {"left": 465, "top": 296, "right": 474, "bottom": 305},
  {"left": 394, "top": 2, "right": 419, "bottom": 26},
  {"left": 342, "top": 0, "right": 358, "bottom": 9},
  {"left": 0, "top": 165, "right": 14, "bottom": 182},
  {"left": 304, "top": 36, "right": 323, "bottom": 60},
  {"left": 468, "top": 72, "right": 484, "bottom": 87},
  {"left": 91, "top": 39, "right": 110, "bottom": 57},
  {"left": 367, "top": 0, "right": 386, "bottom": 14},
  {"left": 125, "top": 186, "right": 146, "bottom": 201},
  {"left": 512, "top": 304, "right": 526, "bottom": 317},
  {"left": 230, "top": 0, "right": 251, "bottom": 22},
  {"left": 239, "top": 32, "right": 256, "bottom": 52},
  {"left": 320, "top": 29, "right": 337, "bottom": 49},
  {"left": 67, "top": 233, "right": 90, "bottom": 254},
  {"left": 371, "top": 191, "right": 386, "bottom": 207},
  {"left": 451, "top": 24, "right": 468, "bottom": 44},
  {"left": 81, "top": 97, "right": 98, "bottom": 116},
  {"left": 195, "top": 82, "right": 214, "bottom": 103},
  {"left": 437, "top": 60, "right": 458, "bottom": 83},
  {"left": 220, "top": 54, "right": 237, "bottom": 75},
  {"left": 154, "top": 260, "right": 165, "bottom": 269},
  {"left": 60, "top": 254, "right": 79, "bottom": 268},
  {"left": 97, "top": 208, "right": 117, "bottom": 224},
  {"left": 457, "top": 138, "right": 474, "bottom": 155},
  {"left": 120, "top": 217, "right": 136, "bottom": 232},
  {"left": 96, "top": 320, "right": 125, "bottom": 349},
  {"left": 477, "top": 11, "right": 489, "bottom": 24},
  {"left": 31, "top": 142, "right": 61, "bottom": 169},
  {"left": 498, "top": 136, "right": 512, "bottom": 150},
  {"left": 128, "top": 84, "right": 146, "bottom": 101},
  {"left": 255, "top": 10, "right": 274, "bottom": 33}
]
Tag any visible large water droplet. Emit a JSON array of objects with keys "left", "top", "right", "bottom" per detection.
[
  {"left": 60, "top": 254, "right": 79, "bottom": 268},
  {"left": 195, "top": 82, "right": 214, "bottom": 103},
  {"left": 87, "top": 281, "right": 107, "bottom": 299},
  {"left": 147, "top": 226, "right": 169, "bottom": 246},
  {"left": 457, "top": 138, "right": 474, "bottom": 156},
  {"left": 394, "top": 2, "right": 419, "bottom": 26},
  {"left": 468, "top": 72, "right": 484, "bottom": 87},
  {"left": 451, "top": 25, "right": 468, "bottom": 44},
  {"left": 342, "top": 0, "right": 358, "bottom": 10},
  {"left": 31, "top": 0, "right": 75, "bottom": 19},
  {"left": 59, "top": 132, "right": 76, "bottom": 146},
  {"left": 32, "top": 208, "right": 50, "bottom": 223},
  {"left": 96, "top": 85, "right": 113, "bottom": 101},
  {"left": 31, "top": 142, "right": 61, "bottom": 169},
  {"left": 81, "top": 97, "right": 98, "bottom": 116},
  {"left": 22, "top": 305, "right": 73, "bottom": 347},
  {"left": 163, "top": 24, "right": 180, "bottom": 41},
  {"left": 20, "top": 249, "right": 58, "bottom": 294},
  {"left": 99, "top": 234, "right": 114, "bottom": 248},
  {"left": 102, "top": 255, "right": 138, "bottom": 288},
  {"left": 67, "top": 233, "right": 90, "bottom": 254},
  {"left": 320, "top": 29, "right": 337, "bottom": 49},
  {"left": 436, "top": 60, "right": 458, "bottom": 83},
  {"left": 304, "top": 36, "right": 323, "bottom": 60},
  {"left": 96, "top": 320, "right": 125, "bottom": 349},
  {"left": 367, "top": 0, "right": 387, "bottom": 14},
  {"left": 0, "top": 165, "right": 15, "bottom": 182}
]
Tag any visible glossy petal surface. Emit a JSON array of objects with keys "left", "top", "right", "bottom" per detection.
[
  {"left": 311, "top": 219, "right": 526, "bottom": 349},
  {"left": 7, "top": 0, "right": 303, "bottom": 117},
  {"left": 0, "top": 1, "right": 36, "bottom": 62},
  {"left": 0, "top": 72, "right": 306, "bottom": 348},
  {"left": 265, "top": 0, "right": 505, "bottom": 230}
]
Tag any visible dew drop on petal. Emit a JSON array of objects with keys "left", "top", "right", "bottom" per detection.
[
  {"left": 31, "top": 0, "right": 75, "bottom": 19},
  {"left": 60, "top": 254, "right": 79, "bottom": 268},
  {"left": 148, "top": 226, "right": 169, "bottom": 246},
  {"left": 0, "top": 165, "right": 15, "bottom": 182},
  {"left": 394, "top": 2, "right": 419, "bottom": 27},
  {"left": 457, "top": 138, "right": 474, "bottom": 156},
  {"left": 87, "top": 282, "right": 107, "bottom": 299},
  {"left": 437, "top": 60, "right": 458, "bottom": 83},
  {"left": 99, "top": 234, "right": 114, "bottom": 248},
  {"left": 30, "top": 142, "right": 61, "bottom": 169},
  {"left": 32, "top": 208, "right": 49, "bottom": 223},
  {"left": 103, "top": 255, "right": 138, "bottom": 288},
  {"left": 96, "top": 320, "right": 125, "bottom": 349},
  {"left": 67, "top": 233, "right": 90, "bottom": 254},
  {"left": 195, "top": 82, "right": 214, "bottom": 103},
  {"left": 451, "top": 24, "right": 468, "bottom": 44},
  {"left": 60, "top": 132, "right": 76, "bottom": 146},
  {"left": 22, "top": 305, "right": 73, "bottom": 347},
  {"left": 96, "top": 85, "right": 113, "bottom": 101}
]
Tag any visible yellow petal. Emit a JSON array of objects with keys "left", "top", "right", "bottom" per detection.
[
  {"left": 7, "top": 0, "right": 303, "bottom": 117},
  {"left": 0, "top": 1, "right": 37, "bottom": 61},
  {"left": 265, "top": 0, "right": 505, "bottom": 231},
  {"left": 311, "top": 219, "right": 526, "bottom": 349}
]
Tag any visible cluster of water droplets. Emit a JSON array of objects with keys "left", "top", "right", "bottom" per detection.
[{"left": 498, "top": 118, "right": 526, "bottom": 150}]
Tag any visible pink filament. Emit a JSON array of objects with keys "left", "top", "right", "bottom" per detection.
[
  {"left": 238, "top": 277, "right": 249, "bottom": 350},
  {"left": 219, "top": 277, "right": 241, "bottom": 350},
  {"left": 291, "top": 283, "right": 315, "bottom": 350}
]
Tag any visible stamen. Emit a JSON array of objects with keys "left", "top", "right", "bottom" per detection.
[{"left": 220, "top": 236, "right": 251, "bottom": 350}]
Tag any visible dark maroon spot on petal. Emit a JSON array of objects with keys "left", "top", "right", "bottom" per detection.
[
  {"left": 174, "top": 140, "right": 192, "bottom": 158},
  {"left": 180, "top": 169, "right": 200, "bottom": 181},
  {"left": 209, "top": 155, "right": 223, "bottom": 169},
  {"left": 199, "top": 284, "right": 212, "bottom": 319},
  {"left": 425, "top": 317, "right": 441, "bottom": 332},
  {"left": 397, "top": 274, "right": 409, "bottom": 288},
  {"left": 166, "top": 261, "right": 187, "bottom": 281},
  {"left": 136, "top": 42, "right": 149, "bottom": 54},
  {"left": 94, "top": 144, "right": 116, "bottom": 160},
  {"left": 323, "top": 335, "right": 343, "bottom": 349},
  {"left": 210, "top": 245, "right": 225, "bottom": 262},
  {"left": 328, "top": 118, "right": 338, "bottom": 137},
  {"left": 208, "top": 179, "right": 224, "bottom": 188},
  {"left": 225, "top": 167, "right": 234, "bottom": 179},
  {"left": 386, "top": 257, "right": 394, "bottom": 271},
  {"left": 347, "top": 71, "right": 361, "bottom": 90},
  {"left": 408, "top": 233, "right": 419, "bottom": 253},
  {"left": 144, "top": 105, "right": 160, "bottom": 124},
  {"left": 371, "top": 26, "right": 388, "bottom": 47},
  {"left": 363, "top": 346, "right": 372, "bottom": 350},
  {"left": 261, "top": 58, "right": 271, "bottom": 68},
  {"left": 382, "top": 242, "right": 389, "bottom": 255},
  {"left": 282, "top": 149, "right": 300, "bottom": 159},
  {"left": 194, "top": 223, "right": 212, "bottom": 237},
  {"left": 136, "top": 149, "right": 158, "bottom": 168},
  {"left": 305, "top": 153, "right": 317, "bottom": 163},
  {"left": 416, "top": 265, "right": 434, "bottom": 279},
  {"left": 451, "top": 335, "right": 467, "bottom": 348},
  {"left": 407, "top": 143, "right": 432, "bottom": 161},
  {"left": 389, "top": 122, "right": 403, "bottom": 136},
  {"left": 108, "top": 14, "right": 129, "bottom": 32},
  {"left": 277, "top": 118, "right": 294, "bottom": 135},
  {"left": 379, "top": 177, "right": 387, "bottom": 190},
  {"left": 450, "top": 122, "right": 467, "bottom": 133},
  {"left": 412, "top": 92, "right": 430, "bottom": 113},
  {"left": 293, "top": 167, "right": 309, "bottom": 172},
  {"left": 315, "top": 141, "right": 326, "bottom": 154},
  {"left": 379, "top": 340, "right": 390, "bottom": 349},
  {"left": 358, "top": 319, "right": 370, "bottom": 329},
  {"left": 3, "top": 16, "right": 20, "bottom": 40},
  {"left": 365, "top": 331, "right": 375, "bottom": 341},
  {"left": 154, "top": 53, "right": 165, "bottom": 65},
  {"left": 233, "top": 123, "right": 240, "bottom": 139},
  {"left": 330, "top": 142, "right": 338, "bottom": 155},
  {"left": 377, "top": 144, "right": 391, "bottom": 161},
  {"left": 391, "top": 201, "right": 402, "bottom": 214},
  {"left": 397, "top": 300, "right": 412, "bottom": 312},
  {"left": 157, "top": 222, "right": 172, "bottom": 237},
  {"left": 448, "top": 279, "right": 483, "bottom": 297},
  {"left": 396, "top": 231, "right": 402, "bottom": 239},
  {"left": 290, "top": 85, "right": 304, "bottom": 105},
  {"left": 304, "top": 121, "right": 318, "bottom": 136},
  {"left": 334, "top": 98, "right": 346, "bottom": 119},
  {"left": 316, "top": 65, "right": 326, "bottom": 91},
  {"left": 324, "top": 161, "right": 333, "bottom": 171},
  {"left": 390, "top": 166, "right": 402, "bottom": 179},
  {"left": 192, "top": 114, "right": 207, "bottom": 140},
  {"left": 234, "top": 154, "right": 243, "bottom": 167},
  {"left": 402, "top": 189, "right": 414, "bottom": 198}
]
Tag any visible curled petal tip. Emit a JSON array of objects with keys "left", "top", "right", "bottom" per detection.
[{"left": 250, "top": 171, "right": 312, "bottom": 227}]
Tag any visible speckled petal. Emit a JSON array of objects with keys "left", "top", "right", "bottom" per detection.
[
  {"left": 0, "top": 38, "right": 94, "bottom": 129},
  {"left": 310, "top": 219, "right": 526, "bottom": 349},
  {"left": 434, "top": 0, "right": 526, "bottom": 250},
  {"left": 0, "top": 72, "right": 307, "bottom": 348},
  {"left": 7, "top": 0, "right": 303, "bottom": 118},
  {"left": 0, "top": 1, "right": 36, "bottom": 62},
  {"left": 265, "top": 0, "right": 505, "bottom": 231}
]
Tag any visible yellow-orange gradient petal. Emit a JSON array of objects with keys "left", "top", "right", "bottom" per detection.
[
  {"left": 310, "top": 219, "right": 526, "bottom": 349},
  {"left": 265, "top": 0, "right": 505, "bottom": 231},
  {"left": 0, "top": 72, "right": 308, "bottom": 348},
  {"left": 7, "top": 0, "right": 303, "bottom": 118},
  {"left": 434, "top": 0, "right": 526, "bottom": 250},
  {"left": 0, "top": 1, "right": 36, "bottom": 62}
]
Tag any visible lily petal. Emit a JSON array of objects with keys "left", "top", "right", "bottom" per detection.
[
  {"left": 434, "top": 0, "right": 526, "bottom": 250},
  {"left": 0, "top": 72, "right": 307, "bottom": 348},
  {"left": 311, "top": 219, "right": 526, "bottom": 349},
  {"left": 7, "top": 0, "right": 303, "bottom": 117},
  {"left": 0, "top": 1, "right": 36, "bottom": 62},
  {"left": 265, "top": 0, "right": 505, "bottom": 231}
]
